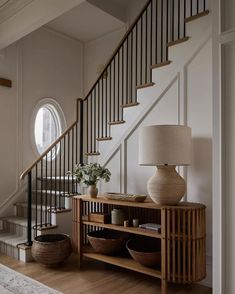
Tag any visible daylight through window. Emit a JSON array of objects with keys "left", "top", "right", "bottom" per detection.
[{"left": 34, "top": 104, "right": 62, "bottom": 159}]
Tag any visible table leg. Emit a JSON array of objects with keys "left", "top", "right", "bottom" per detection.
[{"left": 161, "top": 279, "right": 168, "bottom": 294}]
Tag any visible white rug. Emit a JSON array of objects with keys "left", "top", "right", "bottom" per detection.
[{"left": 0, "top": 264, "right": 62, "bottom": 294}]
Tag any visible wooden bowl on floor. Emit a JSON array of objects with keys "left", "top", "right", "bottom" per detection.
[
  {"left": 126, "top": 237, "right": 161, "bottom": 268},
  {"left": 32, "top": 234, "right": 72, "bottom": 265},
  {"left": 88, "top": 229, "right": 128, "bottom": 255}
]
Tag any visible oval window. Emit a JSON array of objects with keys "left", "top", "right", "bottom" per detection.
[{"left": 34, "top": 103, "right": 63, "bottom": 159}]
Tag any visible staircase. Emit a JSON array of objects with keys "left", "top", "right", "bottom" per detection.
[
  {"left": 0, "top": 177, "right": 74, "bottom": 261},
  {"left": 0, "top": 0, "right": 209, "bottom": 261}
]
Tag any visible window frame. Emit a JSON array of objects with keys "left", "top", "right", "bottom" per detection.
[{"left": 31, "top": 98, "right": 66, "bottom": 161}]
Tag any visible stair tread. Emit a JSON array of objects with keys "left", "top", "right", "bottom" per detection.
[
  {"left": 37, "top": 176, "right": 77, "bottom": 181},
  {"left": 0, "top": 232, "right": 26, "bottom": 246},
  {"left": 15, "top": 202, "right": 70, "bottom": 213},
  {"left": 15, "top": 202, "right": 48, "bottom": 211},
  {"left": 1, "top": 216, "right": 36, "bottom": 227},
  {"left": 32, "top": 189, "right": 74, "bottom": 196}
]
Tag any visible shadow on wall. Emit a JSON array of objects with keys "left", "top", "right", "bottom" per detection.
[{"left": 188, "top": 136, "right": 212, "bottom": 204}]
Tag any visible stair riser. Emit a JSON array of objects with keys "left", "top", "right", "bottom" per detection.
[
  {"left": 38, "top": 179, "right": 78, "bottom": 193},
  {"left": 32, "top": 193, "right": 67, "bottom": 208},
  {"left": 31, "top": 194, "right": 72, "bottom": 209},
  {"left": 0, "top": 242, "right": 19, "bottom": 259},
  {"left": 1, "top": 220, "right": 35, "bottom": 238},
  {"left": 15, "top": 205, "right": 51, "bottom": 222}
]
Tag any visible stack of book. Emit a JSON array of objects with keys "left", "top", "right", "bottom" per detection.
[{"left": 139, "top": 223, "right": 161, "bottom": 232}]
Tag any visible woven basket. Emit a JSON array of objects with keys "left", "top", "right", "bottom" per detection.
[
  {"left": 88, "top": 229, "right": 128, "bottom": 255},
  {"left": 32, "top": 234, "right": 72, "bottom": 265},
  {"left": 127, "top": 237, "right": 161, "bottom": 268}
]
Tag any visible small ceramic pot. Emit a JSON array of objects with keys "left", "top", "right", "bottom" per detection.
[
  {"left": 87, "top": 185, "right": 98, "bottom": 198},
  {"left": 111, "top": 209, "right": 125, "bottom": 225}
]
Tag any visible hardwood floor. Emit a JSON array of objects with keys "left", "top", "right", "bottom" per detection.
[{"left": 0, "top": 253, "right": 212, "bottom": 294}]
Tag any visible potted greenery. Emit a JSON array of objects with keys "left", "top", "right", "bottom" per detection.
[{"left": 68, "top": 163, "right": 111, "bottom": 198}]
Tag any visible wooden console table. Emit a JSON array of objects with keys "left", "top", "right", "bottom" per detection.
[{"left": 72, "top": 195, "right": 206, "bottom": 294}]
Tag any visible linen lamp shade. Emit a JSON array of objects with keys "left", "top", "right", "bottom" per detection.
[
  {"left": 139, "top": 125, "right": 192, "bottom": 166},
  {"left": 138, "top": 125, "right": 192, "bottom": 205}
]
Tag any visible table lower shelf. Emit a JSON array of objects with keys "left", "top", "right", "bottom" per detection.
[{"left": 82, "top": 246, "right": 162, "bottom": 279}]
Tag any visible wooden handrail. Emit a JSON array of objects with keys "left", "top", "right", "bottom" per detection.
[
  {"left": 20, "top": 98, "right": 82, "bottom": 180},
  {"left": 83, "top": 0, "right": 152, "bottom": 101}
]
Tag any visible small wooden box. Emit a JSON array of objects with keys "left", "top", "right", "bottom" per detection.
[{"left": 88, "top": 213, "right": 110, "bottom": 224}]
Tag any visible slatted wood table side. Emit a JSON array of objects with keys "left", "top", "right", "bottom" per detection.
[{"left": 72, "top": 195, "right": 206, "bottom": 294}]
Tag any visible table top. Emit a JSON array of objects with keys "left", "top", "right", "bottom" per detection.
[{"left": 73, "top": 195, "right": 206, "bottom": 210}]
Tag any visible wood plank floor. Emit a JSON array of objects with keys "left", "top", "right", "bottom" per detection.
[{"left": 0, "top": 253, "right": 212, "bottom": 294}]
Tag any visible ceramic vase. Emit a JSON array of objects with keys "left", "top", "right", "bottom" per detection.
[{"left": 87, "top": 185, "right": 98, "bottom": 198}]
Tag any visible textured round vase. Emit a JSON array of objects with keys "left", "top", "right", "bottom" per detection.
[
  {"left": 147, "top": 165, "right": 186, "bottom": 205},
  {"left": 87, "top": 185, "right": 98, "bottom": 198}
]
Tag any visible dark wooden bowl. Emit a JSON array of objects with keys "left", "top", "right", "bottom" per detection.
[
  {"left": 88, "top": 229, "right": 127, "bottom": 255},
  {"left": 32, "top": 234, "right": 72, "bottom": 265},
  {"left": 126, "top": 238, "right": 161, "bottom": 268}
]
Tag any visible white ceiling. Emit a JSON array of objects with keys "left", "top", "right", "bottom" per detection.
[{"left": 46, "top": 1, "right": 125, "bottom": 43}]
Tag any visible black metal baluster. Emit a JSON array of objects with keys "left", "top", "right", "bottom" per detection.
[
  {"left": 183, "top": 0, "right": 186, "bottom": 37},
  {"left": 50, "top": 150, "right": 53, "bottom": 222},
  {"left": 196, "top": 0, "right": 199, "bottom": 14},
  {"left": 54, "top": 145, "right": 57, "bottom": 210},
  {"left": 150, "top": 1, "right": 153, "bottom": 69},
  {"left": 105, "top": 70, "right": 108, "bottom": 135},
  {"left": 97, "top": 83, "right": 100, "bottom": 139},
  {"left": 93, "top": 91, "right": 96, "bottom": 150},
  {"left": 155, "top": 0, "right": 158, "bottom": 64},
  {"left": 90, "top": 95, "right": 93, "bottom": 152},
  {"left": 161, "top": 0, "right": 163, "bottom": 62},
  {"left": 135, "top": 24, "right": 138, "bottom": 87},
  {"left": 203, "top": 0, "right": 206, "bottom": 11},
  {"left": 35, "top": 165, "right": 38, "bottom": 237},
  {"left": 140, "top": 15, "right": 143, "bottom": 84},
  {"left": 178, "top": 0, "right": 180, "bottom": 39},
  {"left": 172, "top": 0, "right": 175, "bottom": 42},
  {"left": 27, "top": 171, "right": 32, "bottom": 246},
  {"left": 86, "top": 99, "right": 89, "bottom": 153},
  {"left": 63, "top": 137, "right": 66, "bottom": 207},
  {"left": 59, "top": 141, "right": 62, "bottom": 209},
  {"left": 113, "top": 58, "right": 116, "bottom": 119},
  {"left": 71, "top": 128, "right": 74, "bottom": 193},
  {"left": 40, "top": 160, "right": 43, "bottom": 228},
  {"left": 68, "top": 131, "right": 70, "bottom": 194},
  {"left": 45, "top": 155, "right": 48, "bottom": 226},
  {"left": 79, "top": 100, "right": 84, "bottom": 165},
  {"left": 130, "top": 32, "right": 133, "bottom": 102},
  {"left": 117, "top": 52, "right": 120, "bottom": 119},
  {"left": 126, "top": 39, "right": 129, "bottom": 104},
  {"left": 109, "top": 64, "right": 112, "bottom": 122},
  {"left": 75, "top": 122, "right": 78, "bottom": 165},
  {"left": 101, "top": 79, "right": 104, "bottom": 137},
  {"left": 166, "top": 0, "right": 169, "bottom": 60},
  {"left": 145, "top": 9, "right": 148, "bottom": 84},
  {"left": 122, "top": 46, "right": 124, "bottom": 105},
  {"left": 99, "top": 81, "right": 104, "bottom": 138}
]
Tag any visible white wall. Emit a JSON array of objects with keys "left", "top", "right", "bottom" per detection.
[
  {"left": 84, "top": 26, "right": 126, "bottom": 95},
  {"left": 213, "top": 1, "right": 235, "bottom": 293},
  {"left": 0, "top": 28, "right": 83, "bottom": 214}
]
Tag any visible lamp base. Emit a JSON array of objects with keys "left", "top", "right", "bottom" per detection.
[{"left": 147, "top": 165, "right": 186, "bottom": 205}]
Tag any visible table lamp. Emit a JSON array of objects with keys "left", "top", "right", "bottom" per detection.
[{"left": 138, "top": 125, "right": 192, "bottom": 205}]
